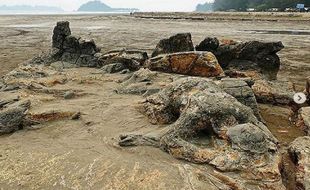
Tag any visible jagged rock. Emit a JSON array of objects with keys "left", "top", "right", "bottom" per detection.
[
  {"left": 297, "top": 107, "right": 310, "bottom": 135},
  {"left": 145, "top": 52, "right": 225, "bottom": 78},
  {"left": 216, "top": 78, "right": 262, "bottom": 120},
  {"left": 197, "top": 38, "right": 284, "bottom": 80},
  {"left": 288, "top": 136, "right": 310, "bottom": 190},
  {"left": 252, "top": 80, "right": 295, "bottom": 105},
  {"left": 0, "top": 100, "right": 31, "bottom": 135},
  {"left": 32, "top": 21, "right": 101, "bottom": 67},
  {"left": 151, "top": 33, "right": 194, "bottom": 57},
  {"left": 195, "top": 37, "right": 219, "bottom": 51},
  {"left": 52, "top": 21, "right": 71, "bottom": 49},
  {"left": 119, "top": 77, "right": 282, "bottom": 188}
]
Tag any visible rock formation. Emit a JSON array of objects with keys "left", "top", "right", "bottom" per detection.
[
  {"left": 119, "top": 77, "right": 283, "bottom": 188},
  {"left": 196, "top": 37, "right": 284, "bottom": 80},
  {"left": 151, "top": 33, "right": 194, "bottom": 57},
  {"left": 145, "top": 52, "right": 224, "bottom": 78},
  {"left": 30, "top": 21, "right": 101, "bottom": 67}
]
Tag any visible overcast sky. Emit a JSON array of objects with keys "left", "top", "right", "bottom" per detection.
[{"left": 0, "top": 0, "right": 212, "bottom": 12}]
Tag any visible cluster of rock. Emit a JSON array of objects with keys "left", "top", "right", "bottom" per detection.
[
  {"left": 31, "top": 21, "right": 101, "bottom": 67},
  {"left": 3, "top": 21, "right": 310, "bottom": 189}
]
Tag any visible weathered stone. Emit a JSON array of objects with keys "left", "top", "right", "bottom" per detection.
[
  {"left": 102, "top": 63, "right": 126, "bottom": 74},
  {"left": 29, "top": 48, "right": 63, "bottom": 65},
  {"left": 76, "top": 54, "right": 99, "bottom": 67},
  {"left": 297, "top": 107, "right": 310, "bottom": 135},
  {"left": 116, "top": 68, "right": 160, "bottom": 95},
  {"left": 119, "top": 78, "right": 279, "bottom": 178},
  {"left": 63, "top": 35, "right": 80, "bottom": 54},
  {"left": 252, "top": 80, "right": 295, "bottom": 105},
  {"left": 100, "top": 49, "right": 148, "bottom": 72},
  {"left": 151, "top": 33, "right": 194, "bottom": 57},
  {"left": 79, "top": 39, "right": 99, "bottom": 55},
  {"left": 0, "top": 100, "right": 31, "bottom": 135},
  {"left": 195, "top": 37, "right": 219, "bottom": 51},
  {"left": 35, "top": 21, "right": 101, "bottom": 68},
  {"left": 145, "top": 52, "right": 225, "bottom": 78},
  {"left": 104, "top": 57, "right": 140, "bottom": 71},
  {"left": 197, "top": 38, "right": 284, "bottom": 80},
  {"left": 288, "top": 136, "right": 310, "bottom": 190},
  {"left": 216, "top": 78, "right": 262, "bottom": 120},
  {"left": 52, "top": 21, "right": 71, "bottom": 49}
]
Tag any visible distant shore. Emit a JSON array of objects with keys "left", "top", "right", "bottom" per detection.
[
  {"left": 0, "top": 11, "right": 132, "bottom": 16},
  {"left": 132, "top": 11, "right": 310, "bottom": 22}
]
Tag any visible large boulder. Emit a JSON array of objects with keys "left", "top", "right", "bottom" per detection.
[
  {"left": 288, "top": 136, "right": 310, "bottom": 190},
  {"left": 145, "top": 52, "right": 224, "bottom": 78},
  {"left": 196, "top": 38, "right": 284, "bottom": 80},
  {"left": 151, "top": 33, "right": 194, "bottom": 57},
  {"left": 119, "top": 77, "right": 283, "bottom": 188}
]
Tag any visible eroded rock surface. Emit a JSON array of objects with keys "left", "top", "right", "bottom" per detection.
[
  {"left": 119, "top": 77, "right": 283, "bottom": 189},
  {"left": 145, "top": 52, "right": 224, "bottom": 78},
  {"left": 216, "top": 78, "right": 262, "bottom": 120},
  {"left": 101, "top": 49, "right": 148, "bottom": 73},
  {"left": 151, "top": 33, "right": 194, "bottom": 57},
  {"left": 0, "top": 100, "right": 31, "bottom": 135},
  {"left": 288, "top": 136, "right": 310, "bottom": 190},
  {"left": 297, "top": 107, "right": 310, "bottom": 135},
  {"left": 252, "top": 80, "right": 295, "bottom": 105},
  {"left": 30, "top": 21, "right": 101, "bottom": 67},
  {"left": 196, "top": 37, "right": 284, "bottom": 80}
]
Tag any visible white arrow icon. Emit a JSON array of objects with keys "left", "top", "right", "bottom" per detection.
[{"left": 293, "top": 92, "right": 307, "bottom": 104}]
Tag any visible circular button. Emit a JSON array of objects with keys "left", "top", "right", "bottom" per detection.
[{"left": 293, "top": 92, "right": 307, "bottom": 104}]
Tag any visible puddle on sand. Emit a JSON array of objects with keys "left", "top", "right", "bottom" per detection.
[
  {"left": 259, "top": 104, "right": 305, "bottom": 145},
  {"left": 243, "top": 29, "right": 310, "bottom": 35}
]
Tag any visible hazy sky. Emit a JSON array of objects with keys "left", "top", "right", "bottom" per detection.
[{"left": 0, "top": 0, "right": 211, "bottom": 11}]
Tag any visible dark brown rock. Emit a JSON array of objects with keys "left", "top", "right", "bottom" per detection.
[
  {"left": 151, "top": 33, "right": 194, "bottom": 57},
  {"left": 196, "top": 38, "right": 284, "bottom": 80},
  {"left": 195, "top": 37, "right": 219, "bottom": 51}
]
